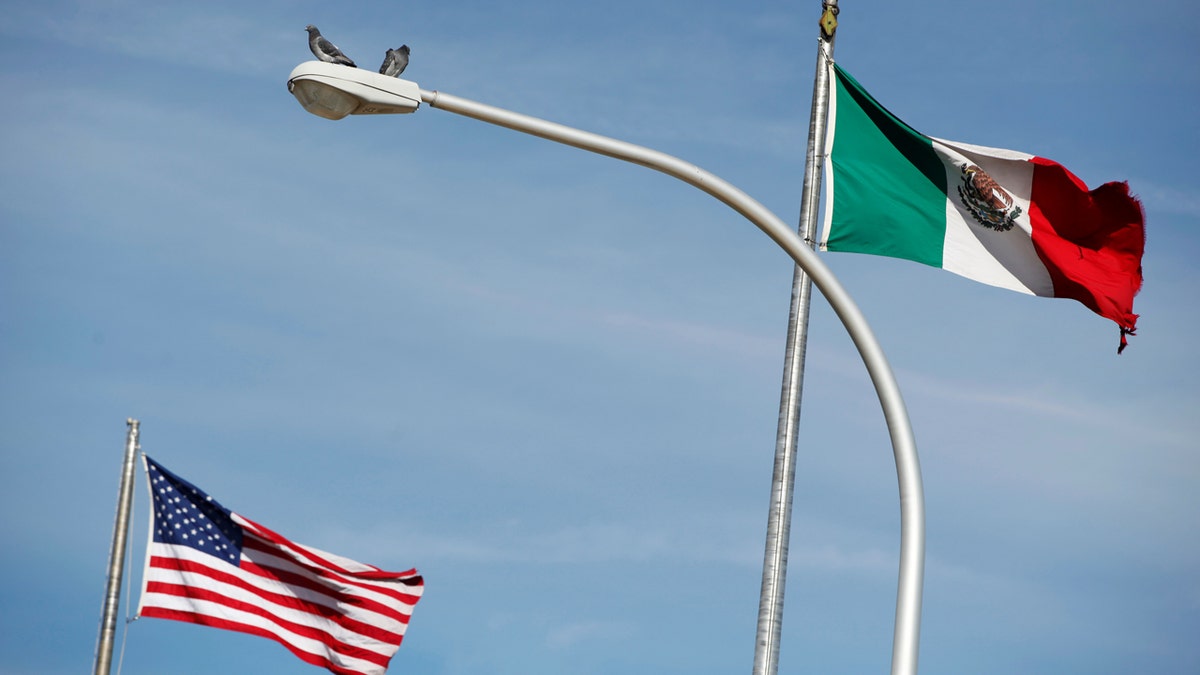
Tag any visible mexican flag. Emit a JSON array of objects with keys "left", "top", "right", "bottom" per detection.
[{"left": 819, "top": 62, "right": 1145, "bottom": 352}]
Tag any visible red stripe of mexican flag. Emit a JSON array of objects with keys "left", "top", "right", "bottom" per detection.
[{"left": 819, "top": 62, "right": 1145, "bottom": 351}]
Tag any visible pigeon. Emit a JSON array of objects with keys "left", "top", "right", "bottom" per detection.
[
  {"left": 379, "top": 45, "right": 410, "bottom": 77},
  {"left": 305, "top": 25, "right": 356, "bottom": 67}
]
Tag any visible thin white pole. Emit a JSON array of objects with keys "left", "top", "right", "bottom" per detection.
[
  {"left": 753, "top": 3, "right": 838, "bottom": 673},
  {"left": 418, "top": 83, "right": 925, "bottom": 675},
  {"left": 93, "top": 419, "right": 140, "bottom": 675}
]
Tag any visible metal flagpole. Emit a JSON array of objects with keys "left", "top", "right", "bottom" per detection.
[
  {"left": 93, "top": 418, "right": 140, "bottom": 675},
  {"left": 751, "top": 3, "right": 838, "bottom": 675}
]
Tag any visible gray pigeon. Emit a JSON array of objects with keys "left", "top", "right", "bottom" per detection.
[
  {"left": 379, "top": 45, "right": 410, "bottom": 77},
  {"left": 305, "top": 25, "right": 356, "bottom": 67}
]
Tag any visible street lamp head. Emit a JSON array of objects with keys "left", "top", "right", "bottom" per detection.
[
  {"left": 287, "top": 61, "right": 421, "bottom": 120},
  {"left": 288, "top": 77, "right": 360, "bottom": 120}
]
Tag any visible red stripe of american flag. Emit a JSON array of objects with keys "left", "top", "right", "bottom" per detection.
[
  {"left": 242, "top": 516, "right": 422, "bottom": 584},
  {"left": 142, "top": 570, "right": 398, "bottom": 667},
  {"left": 236, "top": 555, "right": 416, "bottom": 628},
  {"left": 238, "top": 537, "right": 420, "bottom": 621},
  {"left": 141, "top": 580, "right": 395, "bottom": 668},
  {"left": 240, "top": 531, "right": 423, "bottom": 610},
  {"left": 138, "top": 606, "right": 387, "bottom": 675},
  {"left": 146, "top": 555, "right": 409, "bottom": 646}
]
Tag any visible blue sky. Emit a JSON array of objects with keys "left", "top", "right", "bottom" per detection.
[{"left": 2, "top": 1, "right": 1198, "bottom": 674}]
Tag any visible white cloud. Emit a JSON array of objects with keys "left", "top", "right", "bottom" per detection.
[
  {"left": 1127, "top": 179, "right": 1200, "bottom": 219},
  {"left": 4, "top": 3, "right": 295, "bottom": 76},
  {"left": 316, "top": 512, "right": 769, "bottom": 568},
  {"left": 546, "top": 620, "right": 635, "bottom": 649},
  {"left": 790, "top": 543, "right": 895, "bottom": 573}
]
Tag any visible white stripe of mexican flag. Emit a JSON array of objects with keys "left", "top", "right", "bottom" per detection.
[{"left": 819, "top": 60, "right": 1144, "bottom": 350}]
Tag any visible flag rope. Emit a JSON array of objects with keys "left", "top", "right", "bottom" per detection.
[{"left": 114, "top": 452, "right": 143, "bottom": 675}]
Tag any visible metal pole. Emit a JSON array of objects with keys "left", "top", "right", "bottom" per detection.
[
  {"left": 418, "top": 85, "right": 924, "bottom": 675},
  {"left": 753, "top": 3, "right": 838, "bottom": 673},
  {"left": 94, "top": 418, "right": 140, "bottom": 675}
]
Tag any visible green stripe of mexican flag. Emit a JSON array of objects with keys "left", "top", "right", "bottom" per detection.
[{"left": 819, "top": 62, "right": 1145, "bottom": 351}]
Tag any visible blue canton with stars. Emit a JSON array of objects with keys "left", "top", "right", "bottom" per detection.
[{"left": 145, "top": 456, "right": 244, "bottom": 565}]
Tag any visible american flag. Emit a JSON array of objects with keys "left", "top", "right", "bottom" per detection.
[{"left": 136, "top": 456, "right": 424, "bottom": 675}]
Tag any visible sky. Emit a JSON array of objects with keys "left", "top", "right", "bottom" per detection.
[{"left": 1, "top": 1, "right": 1198, "bottom": 674}]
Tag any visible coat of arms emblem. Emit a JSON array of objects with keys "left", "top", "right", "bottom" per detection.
[{"left": 956, "top": 164, "right": 1022, "bottom": 232}]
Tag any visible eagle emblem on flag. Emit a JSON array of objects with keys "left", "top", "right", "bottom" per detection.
[{"left": 956, "top": 163, "right": 1022, "bottom": 232}]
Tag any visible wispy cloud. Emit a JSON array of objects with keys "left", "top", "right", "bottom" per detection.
[
  {"left": 1127, "top": 179, "right": 1200, "bottom": 219},
  {"left": 316, "top": 513, "right": 767, "bottom": 568},
  {"left": 311, "top": 512, "right": 927, "bottom": 586},
  {"left": 546, "top": 620, "right": 636, "bottom": 649},
  {"left": 789, "top": 543, "right": 896, "bottom": 573},
  {"left": 598, "top": 310, "right": 780, "bottom": 360},
  {"left": 896, "top": 368, "right": 1197, "bottom": 449},
  {"left": 4, "top": 4, "right": 295, "bottom": 76}
]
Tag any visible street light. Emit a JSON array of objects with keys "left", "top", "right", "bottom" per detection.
[
  {"left": 287, "top": 60, "right": 925, "bottom": 675},
  {"left": 288, "top": 61, "right": 420, "bottom": 119}
]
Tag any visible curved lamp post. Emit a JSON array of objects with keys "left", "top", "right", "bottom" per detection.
[{"left": 287, "top": 61, "right": 925, "bottom": 675}]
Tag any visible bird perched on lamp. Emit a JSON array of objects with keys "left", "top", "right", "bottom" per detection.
[
  {"left": 380, "top": 45, "right": 410, "bottom": 77},
  {"left": 305, "top": 25, "right": 356, "bottom": 67}
]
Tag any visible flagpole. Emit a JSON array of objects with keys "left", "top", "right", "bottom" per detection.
[
  {"left": 751, "top": 3, "right": 838, "bottom": 675},
  {"left": 93, "top": 418, "right": 140, "bottom": 675}
]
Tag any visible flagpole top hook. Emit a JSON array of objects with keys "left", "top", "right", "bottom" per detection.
[{"left": 820, "top": 2, "right": 840, "bottom": 39}]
